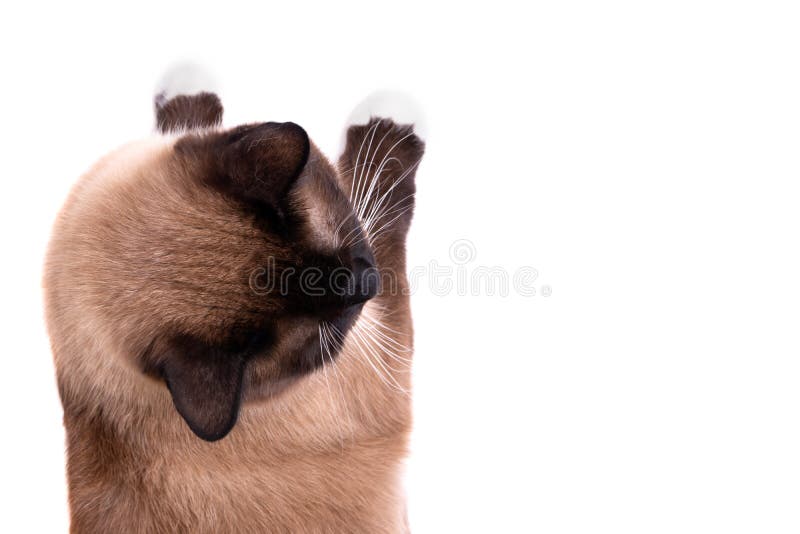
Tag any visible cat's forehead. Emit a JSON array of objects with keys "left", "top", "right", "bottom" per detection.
[
  {"left": 166, "top": 128, "right": 348, "bottom": 250},
  {"left": 289, "top": 149, "right": 357, "bottom": 253}
]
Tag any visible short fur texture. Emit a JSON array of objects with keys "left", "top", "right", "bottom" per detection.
[
  {"left": 155, "top": 91, "right": 223, "bottom": 133},
  {"left": 44, "top": 86, "right": 424, "bottom": 532}
]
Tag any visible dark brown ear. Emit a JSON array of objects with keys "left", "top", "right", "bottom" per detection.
[
  {"left": 159, "top": 335, "right": 249, "bottom": 442},
  {"left": 216, "top": 122, "right": 310, "bottom": 209}
]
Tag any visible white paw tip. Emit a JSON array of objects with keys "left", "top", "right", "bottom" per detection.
[
  {"left": 345, "top": 90, "right": 428, "bottom": 142},
  {"left": 155, "top": 61, "right": 219, "bottom": 104}
]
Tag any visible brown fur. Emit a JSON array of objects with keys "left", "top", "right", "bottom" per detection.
[
  {"left": 155, "top": 92, "right": 223, "bottom": 133},
  {"left": 44, "top": 91, "right": 424, "bottom": 532}
]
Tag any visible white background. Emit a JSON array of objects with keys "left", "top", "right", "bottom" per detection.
[{"left": 2, "top": 1, "right": 799, "bottom": 532}]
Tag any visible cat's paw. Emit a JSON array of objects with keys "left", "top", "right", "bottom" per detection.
[
  {"left": 154, "top": 61, "right": 223, "bottom": 133},
  {"left": 339, "top": 91, "right": 427, "bottom": 157},
  {"left": 344, "top": 90, "right": 427, "bottom": 140},
  {"left": 337, "top": 93, "right": 426, "bottom": 247}
]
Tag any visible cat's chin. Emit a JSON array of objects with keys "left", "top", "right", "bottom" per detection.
[{"left": 241, "top": 302, "right": 366, "bottom": 404}]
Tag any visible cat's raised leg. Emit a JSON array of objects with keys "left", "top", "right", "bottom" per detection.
[
  {"left": 337, "top": 93, "right": 426, "bottom": 275},
  {"left": 336, "top": 94, "right": 425, "bottom": 412}
]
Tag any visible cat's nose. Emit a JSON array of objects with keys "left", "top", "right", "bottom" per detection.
[{"left": 346, "top": 254, "right": 379, "bottom": 304}]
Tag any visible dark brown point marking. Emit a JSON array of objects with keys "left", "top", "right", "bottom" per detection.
[{"left": 155, "top": 91, "right": 224, "bottom": 133}]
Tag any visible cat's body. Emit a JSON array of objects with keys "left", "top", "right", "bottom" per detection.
[{"left": 44, "top": 77, "right": 423, "bottom": 533}]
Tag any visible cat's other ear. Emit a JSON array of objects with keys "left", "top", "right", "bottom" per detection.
[
  {"left": 214, "top": 122, "right": 310, "bottom": 209},
  {"left": 157, "top": 335, "right": 247, "bottom": 442}
]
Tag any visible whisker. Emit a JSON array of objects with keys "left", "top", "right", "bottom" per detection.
[
  {"left": 331, "top": 321, "right": 409, "bottom": 395},
  {"left": 354, "top": 322, "right": 412, "bottom": 369},
  {"left": 356, "top": 131, "right": 416, "bottom": 224},
  {"left": 353, "top": 126, "right": 398, "bottom": 219},
  {"left": 321, "top": 323, "right": 354, "bottom": 446},
  {"left": 317, "top": 324, "right": 342, "bottom": 447},
  {"left": 364, "top": 190, "right": 416, "bottom": 240},
  {"left": 361, "top": 162, "right": 420, "bottom": 244},
  {"left": 360, "top": 158, "right": 406, "bottom": 234},
  {"left": 350, "top": 121, "right": 380, "bottom": 202},
  {"left": 351, "top": 122, "right": 382, "bottom": 214},
  {"left": 368, "top": 201, "right": 416, "bottom": 243},
  {"left": 349, "top": 326, "right": 410, "bottom": 392},
  {"left": 358, "top": 315, "right": 413, "bottom": 354}
]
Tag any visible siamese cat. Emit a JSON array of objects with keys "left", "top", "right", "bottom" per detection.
[{"left": 43, "top": 73, "right": 424, "bottom": 533}]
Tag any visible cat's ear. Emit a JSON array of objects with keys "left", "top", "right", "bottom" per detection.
[
  {"left": 159, "top": 335, "right": 247, "bottom": 442},
  {"left": 215, "top": 122, "right": 310, "bottom": 209}
]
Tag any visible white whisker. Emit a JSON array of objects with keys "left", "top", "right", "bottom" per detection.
[
  {"left": 358, "top": 315, "right": 413, "bottom": 354},
  {"left": 350, "top": 121, "right": 380, "bottom": 203},
  {"left": 349, "top": 325, "right": 410, "bottom": 393},
  {"left": 321, "top": 323, "right": 354, "bottom": 446},
  {"left": 352, "top": 122, "right": 382, "bottom": 215},
  {"left": 317, "top": 324, "right": 342, "bottom": 447},
  {"left": 354, "top": 322, "right": 412, "bottom": 369},
  {"left": 357, "top": 132, "right": 416, "bottom": 224}
]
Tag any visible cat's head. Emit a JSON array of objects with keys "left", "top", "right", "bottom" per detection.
[
  {"left": 152, "top": 121, "right": 381, "bottom": 440},
  {"left": 50, "top": 95, "right": 379, "bottom": 441}
]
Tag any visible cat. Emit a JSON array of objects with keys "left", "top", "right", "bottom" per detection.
[{"left": 43, "top": 70, "right": 424, "bottom": 533}]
